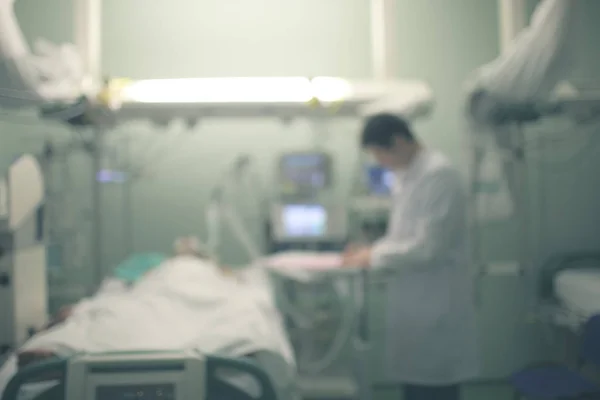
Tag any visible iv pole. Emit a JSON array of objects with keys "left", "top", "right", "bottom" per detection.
[{"left": 205, "top": 155, "right": 262, "bottom": 263}]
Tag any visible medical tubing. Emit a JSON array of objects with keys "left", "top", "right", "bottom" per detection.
[
  {"left": 272, "top": 278, "right": 313, "bottom": 330},
  {"left": 292, "top": 277, "right": 358, "bottom": 374},
  {"left": 223, "top": 204, "right": 262, "bottom": 263},
  {"left": 204, "top": 154, "right": 263, "bottom": 263},
  {"left": 301, "top": 278, "right": 359, "bottom": 374},
  {"left": 206, "top": 355, "right": 278, "bottom": 400},
  {"left": 270, "top": 272, "right": 352, "bottom": 372},
  {"left": 205, "top": 201, "right": 220, "bottom": 257}
]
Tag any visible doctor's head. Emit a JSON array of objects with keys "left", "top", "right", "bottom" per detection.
[{"left": 360, "top": 113, "right": 419, "bottom": 170}]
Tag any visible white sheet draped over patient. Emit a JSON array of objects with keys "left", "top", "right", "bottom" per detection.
[
  {"left": 0, "top": 256, "right": 296, "bottom": 399},
  {"left": 0, "top": 0, "right": 84, "bottom": 107},
  {"left": 21, "top": 256, "right": 293, "bottom": 361},
  {"left": 466, "top": 0, "right": 580, "bottom": 221}
]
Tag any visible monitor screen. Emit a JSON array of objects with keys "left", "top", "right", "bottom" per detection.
[
  {"left": 280, "top": 153, "right": 330, "bottom": 191},
  {"left": 96, "top": 169, "right": 128, "bottom": 183},
  {"left": 282, "top": 204, "right": 328, "bottom": 237},
  {"left": 366, "top": 166, "right": 394, "bottom": 195}
]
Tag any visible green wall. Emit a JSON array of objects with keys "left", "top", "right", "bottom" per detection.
[
  {"left": 10, "top": 0, "right": 500, "bottom": 270},
  {"left": 4, "top": 0, "right": 600, "bottom": 382}
]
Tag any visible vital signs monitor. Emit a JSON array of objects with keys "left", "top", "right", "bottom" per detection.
[
  {"left": 366, "top": 166, "right": 394, "bottom": 195},
  {"left": 278, "top": 152, "right": 331, "bottom": 195},
  {"left": 282, "top": 204, "right": 327, "bottom": 237},
  {"left": 269, "top": 203, "right": 347, "bottom": 242}
]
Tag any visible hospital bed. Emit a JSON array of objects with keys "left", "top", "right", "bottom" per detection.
[
  {"left": 0, "top": 255, "right": 299, "bottom": 400},
  {"left": 1, "top": 350, "right": 279, "bottom": 400},
  {"left": 537, "top": 253, "right": 600, "bottom": 331}
]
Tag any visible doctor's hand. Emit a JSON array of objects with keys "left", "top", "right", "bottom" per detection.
[{"left": 342, "top": 245, "right": 372, "bottom": 268}]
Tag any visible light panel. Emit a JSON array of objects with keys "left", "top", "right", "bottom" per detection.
[{"left": 117, "top": 76, "right": 353, "bottom": 104}]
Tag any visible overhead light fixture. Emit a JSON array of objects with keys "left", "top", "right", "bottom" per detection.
[{"left": 116, "top": 77, "right": 353, "bottom": 104}]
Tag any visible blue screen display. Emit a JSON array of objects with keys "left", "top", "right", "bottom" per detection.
[
  {"left": 366, "top": 166, "right": 394, "bottom": 195},
  {"left": 282, "top": 204, "right": 327, "bottom": 237},
  {"left": 280, "top": 153, "right": 329, "bottom": 190},
  {"left": 97, "top": 169, "right": 128, "bottom": 183}
]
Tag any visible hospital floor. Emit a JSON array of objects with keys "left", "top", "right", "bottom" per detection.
[
  {"left": 372, "top": 384, "right": 513, "bottom": 400},
  {"left": 303, "top": 383, "right": 513, "bottom": 400}
]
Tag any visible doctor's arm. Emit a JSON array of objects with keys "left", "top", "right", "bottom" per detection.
[{"left": 370, "top": 170, "right": 464, "bottom": 270}]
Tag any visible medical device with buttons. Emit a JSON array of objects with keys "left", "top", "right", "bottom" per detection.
[
  {"left": 277, "top": 151, "right": 331, "bottom": 199},
  {"left": 1, "top": 351, "right": 279, "bottom": 400},
  {"left": 267, "top": 151, "right": 347, "bottom": 253}
]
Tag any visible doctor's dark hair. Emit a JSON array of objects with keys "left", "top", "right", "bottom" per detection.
[{"left": 360, "top": 113, "right": 415, "bottom": 149}]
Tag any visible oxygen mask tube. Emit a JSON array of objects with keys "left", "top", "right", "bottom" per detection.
[
  {"left": 294, "top": 276, "right": 359, "bottom": 375},
  {"left": 222, "top": 203, "right": 262, "bottom": 263},
  {"left": 205, "top": 196, "right": 221, "bottom": 262},
  {"left": 204, "top": 154, "right": 264, "bottom": 265},
  {"left": 210, "top": 154, "right": 356, "bottom": 374}
]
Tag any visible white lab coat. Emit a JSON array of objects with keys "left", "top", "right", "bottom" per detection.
[{"left": 370, "top": 149, "right": 479, "bottom": 385}]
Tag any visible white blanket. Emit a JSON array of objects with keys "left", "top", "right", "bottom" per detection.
[{"left": 0, "top": 256, "right": 296, "bottom": 399}]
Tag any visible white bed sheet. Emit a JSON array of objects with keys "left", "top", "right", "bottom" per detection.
[
  {"left": 555, "top": 268, "right": 600, "bottom": 320},
  {"left": 0, "top": 257, "right": 297, "bottom": 400}
]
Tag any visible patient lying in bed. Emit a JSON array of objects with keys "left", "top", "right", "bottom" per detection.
[
  {"left": 42, "top": 237, "right": 238, "bottom": 334},
  {"left": 0, "top": 237, "right": 295, "bottom": 399}
]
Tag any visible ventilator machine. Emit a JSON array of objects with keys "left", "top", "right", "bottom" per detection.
[
  {"left": 266, "top": 151, "right": 348, "bottom": 253},
  {"left": 263, "top": 149, "right": 386, "bottom": 399}
]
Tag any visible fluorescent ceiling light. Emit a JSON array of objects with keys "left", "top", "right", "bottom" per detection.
[{"left": 117, "top": 77, "right": 353, "bottom": 104}]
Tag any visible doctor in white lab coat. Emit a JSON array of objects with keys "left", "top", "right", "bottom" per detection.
[{"left": 343, "top": 113, "right": 479, "bottom": 400}]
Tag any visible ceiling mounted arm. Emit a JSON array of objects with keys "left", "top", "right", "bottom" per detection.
[
  {"left": 74, "top": 0, "right": 102, "bottom": 87},
  {"left": 370, "top": 0, "right": 397, "bottom": 79},
  {"left": 498, "top": 0, "right": 528, "bottom": 55}
]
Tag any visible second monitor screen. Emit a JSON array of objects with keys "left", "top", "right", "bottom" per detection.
[
  {"left": 279, "top": 152, "right": 330, "bottom": 193},
  {"left": 282, "top": 204, "right": 328, "bottom": 237}
]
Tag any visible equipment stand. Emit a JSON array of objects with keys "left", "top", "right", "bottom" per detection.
[{"left": 353, "top": 268, "right": 373, "bottom": 400}]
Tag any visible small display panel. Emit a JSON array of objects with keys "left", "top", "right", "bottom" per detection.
[
  {"left": 279, "top": 153, "right": 330, "bottom": 193},
  {"left": 96, "top": 383, "right": 175, "bottom": 400},
  {"left": 97, "top": 169, "right": 128, "bottom": 183},
  {"left": 282, "top": 204, "right": 328, "bottom": 237},
  {"left": 366, "top": 166, "right": 394, "bottom": 195}
]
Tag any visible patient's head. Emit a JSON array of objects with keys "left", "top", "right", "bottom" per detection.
[
  {"left": 173, "top": 236, "right": 240, "bottom": 280},
  {"left": 173, "top": 236, "right": 211, "bottom": 259}
]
